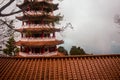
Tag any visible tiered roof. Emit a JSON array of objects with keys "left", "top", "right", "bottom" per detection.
[
  {"left": 17, "top": 0, "right": 58, "bottom": 12},
  {"left": 16, "top": 40, "right": 64, "bottom": 46},
  {"left": 15, "top": 26, "right": 61, "bottom": 32},
  {"left": 16, "top": 15, "right": 62, "bottom": 22},
  {"left": 16, "top": 0, "right": 63, "bottom": 47},
  {"left": 0, "top": 54, "right": 120, "bottom": 80}
]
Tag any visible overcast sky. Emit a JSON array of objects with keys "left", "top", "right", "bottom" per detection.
[
  {"left": 55, "top": 0, "right": 120, "bottom": 54},
  {"left": 1, "top": 0, "right": 120, "bottom": 54}
]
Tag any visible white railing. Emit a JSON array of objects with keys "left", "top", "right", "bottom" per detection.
[
  {"left": 24, "top": 11, "right": 53, "bottom": 16},
  {"left": 21, "top": 37, "right": 56, "bottom": 41},
  {"left": 19, "top": 51, "right": 58, "bottom": 57},
  {"left": 22, "top": 24, "right": 54, "bottom": 28},
  {"left": 35, "top": 0, "right": 52, "bottom": 3}
]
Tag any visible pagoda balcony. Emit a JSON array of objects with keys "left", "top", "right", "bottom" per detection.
[
  {"left": 22, "top": 24, "right": 54, "bottom": 28},
  {"left": 16, "top": 24, "right": 61, "bottom": 32},
  {"left": 35, "top": 0, "right": 53, "bottom": 3},
  {"left": 26, "top": 0, "right": 53, "bottom": 3},
  {"left": 24, "top": 11, "right": 53, "bottom": 16},
  {"left": 20, "top": 37, "right": 56, "bottom": 41},
  {"left": 19, "top": 51, "right": 58, "bottom": 57}
]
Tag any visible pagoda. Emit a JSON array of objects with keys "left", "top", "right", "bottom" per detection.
[{"left": 16, "top": 0, "right": 64, "bottom": 57}]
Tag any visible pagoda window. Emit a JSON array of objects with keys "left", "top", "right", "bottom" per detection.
[
  {"left": 20, "top": 46, "right": 22, "bottom": 52},
  {"left": 42, "top": 32, "right": 44, "bottom": 38},
  {"left": 45, "top": 48, "right": 48, "bottom": 52},
  {"left": 34, "top": 47, "right": 40, "bottom": 53},
  {"left": 27, "top": 5, "right": 30, "bottom": 11},
  {"left": 22, "top": 21, "right": 24, "bottom": 26},
  {"left": 39, "top": 33, "right": 42, "bottom": 38},
  {"left": 33, "top": 33, "right": 40, "bottom": 38},
  {"left": 21, "top": 33, "right": 23, "bottom": 38},
  {"left": 41, "top": 47, "right": 45, "bottom": 54},
  {"left": 49, "top": 46, "right": 56, "bottom": 52},
  {"left": 34, "top": 21, "right": 39, "bottom": 24}
]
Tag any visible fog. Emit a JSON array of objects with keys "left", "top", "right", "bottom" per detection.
[{"left": 56, "top": 0, "right": 120, "bottom": 54}]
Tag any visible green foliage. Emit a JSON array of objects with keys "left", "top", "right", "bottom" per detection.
[
  {"left": 70, "top": 46, "right": 86, "bottom": 55},
  {"left": 58, "top": 46, "right": 68, "bottom": 55},
  {"left": 3, "top": 37, "right": 19, "bottom": 56}
]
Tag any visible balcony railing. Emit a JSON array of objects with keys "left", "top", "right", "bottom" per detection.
[
  {"left": 21, "top": 37, "right": 56, "bottom": 41},
  {"left": 24, "top": 11, "right": 53, "bottom": 16},
  {"left": 22, "top": 24, "right": 54, "bottom": 28},
  {"left": 34, "top": 0, "right": 52, "bottom": 3},
  {"left": 19, "top": 51, "right": 58, "bottom": 57}
]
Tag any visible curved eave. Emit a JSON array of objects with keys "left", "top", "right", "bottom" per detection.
[
  {"left": 17, "top": 1, "right": 58, "bottom": 11},
  {"left": 16, "top": 15, "right": 62, "bottom": 22},
  {"left": 16, "top": 40, "right": 64, "bottom": 46},
  {"left": 15, "top": 27, "right": 61, "bottom": 32}
]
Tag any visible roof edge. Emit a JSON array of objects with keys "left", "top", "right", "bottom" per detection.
[{"left": 0, "top": 54, "right": 120, "bottom": 59}]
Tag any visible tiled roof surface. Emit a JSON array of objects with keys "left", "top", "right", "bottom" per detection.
[{"left": 0, "top": 54, "right": 120, "bottom": 80}]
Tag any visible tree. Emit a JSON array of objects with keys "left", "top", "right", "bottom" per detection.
[
  {"left": 3, "top": 36, "right": 19, "bottom": 56},
  {"left": 70, "top": 46, "right": 86, "bottom": 55},
  {"left": 58, "top": 46, "right": 68, "bottom": 55},
  {"left": 0, "top": 17, "right": 16, "bottom": 50},
  {"left": 0, "top": 0, "right": 21, "bottom": 45},
  {"left": 114, "top": 15, "right": 120, "bottom": 25}
]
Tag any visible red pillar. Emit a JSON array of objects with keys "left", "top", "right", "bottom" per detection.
[
  {"left": 53, "top": 32, "right": 55, "bottom": 38},
  {"left": 22, "top": 21, "right": 24, "bottom": 26},
  {"left": 55, "top": 46, "right": 57, "bottom": 51},
  {"left": 21, "top": 33, "right": 23, "bottom": 38},
  {"left": 41, "top": 47, "right": 44, "bottom": 54},
  {"left": 20, "top": 46, "right": 22, "bottom": 52}
]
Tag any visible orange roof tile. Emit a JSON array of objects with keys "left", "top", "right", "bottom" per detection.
[
  {"left": 0, "top": 54, "right": 120, "bottom": 80},
  {"left": 16, "top": 40, "right": 64, "bottom": 46}
]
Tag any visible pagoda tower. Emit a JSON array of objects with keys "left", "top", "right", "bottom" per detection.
[{"left": 16, "top": 0, "right": 64, "bottom": 56}]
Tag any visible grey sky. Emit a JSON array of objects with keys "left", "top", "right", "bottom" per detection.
[
  {"left": 56, "top": 0, "right": 120, "bottom": 54},
  {"left": 1, "top": 0, "right": 120, "bottom": 54}
]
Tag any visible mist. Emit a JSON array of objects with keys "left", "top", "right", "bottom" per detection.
[{"left": 57, "top": 0, "right": 120, "bottom": 54}]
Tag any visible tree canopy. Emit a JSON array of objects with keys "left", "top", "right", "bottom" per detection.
[
  {"left": 3, "top": 36, "right": 19, "bottom": 56},
  {"left": 58, "top": 46, "right": 68, "bottom": 55},
  {"left": 70, "top": 46, "right": 86, "bottom": 55}
]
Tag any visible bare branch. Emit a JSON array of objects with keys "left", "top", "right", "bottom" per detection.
[
  {"left": 0, "top": 19, "right": 16, "bottom": 31},
  {"left": 0, "top": 0, "right": 22, "bottom": 17},
  {"left": 62, "top": 23, "right": 73, "bottom": 31},
  {"left": 114, "top": 15, "right": 120, "bottom": 25},
  {"left": 0, "top": 0, "right": 15, "bottom": 12},
  {"left": 0, "top": 10, "right": 22, "bottom": 17}
]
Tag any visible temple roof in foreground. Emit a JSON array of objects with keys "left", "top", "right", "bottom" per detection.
[{"left": 0, "top": 54, "right": 120, "bottom": 80}]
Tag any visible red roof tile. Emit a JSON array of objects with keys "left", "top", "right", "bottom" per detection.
[{"left": 0, "top": 54, "right": 120, "bottom": 80}]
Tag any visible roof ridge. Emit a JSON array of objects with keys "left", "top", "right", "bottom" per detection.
[{"left": 0, "top": 54, "right": 120, "bottom": 59}]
